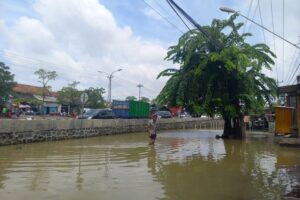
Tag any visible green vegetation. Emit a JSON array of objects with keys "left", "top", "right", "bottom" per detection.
[
  {"left": 140, "top": 96, "right": 150, "bottom": 103},
  {"left": 84, "top": 87, "right": 106, "bottom": 108},
  {"left": 126, "top": 96, "right": 137, "bottom": 101},
  {"left": 157, "top": 15, "right": 276, "bottom": 138},
  {"left": 57, "top": 81, "right": 81, "bottom": 112},
  {"left": 58, "top": 81, "right": 106, "bottom": 112},
  {"left": 0, "top": 62, "right": 16, "bottom": 111},
  {"left": 34, "top": 68, "right": 58, "bottom": 112}
]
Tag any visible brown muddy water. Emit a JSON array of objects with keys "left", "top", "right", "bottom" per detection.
[{"left": 0, "top": 130, "right": 299, "bottom": 200}]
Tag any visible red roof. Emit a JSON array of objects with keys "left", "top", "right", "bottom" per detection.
[{"left": 13, "top": 84, "right": 58, "bottom": 97}]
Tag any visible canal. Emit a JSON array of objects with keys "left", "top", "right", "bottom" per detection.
[{"left": 0, "top": 130, "right": 299, "bottom": 200}]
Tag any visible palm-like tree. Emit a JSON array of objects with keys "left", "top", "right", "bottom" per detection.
[{"left": 157, "top": 14, "right": 276, "bottom": 138}]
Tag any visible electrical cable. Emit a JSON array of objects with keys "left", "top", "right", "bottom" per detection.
[
  {"left": 257, "top": 0, "right": 267, "bottom": 44},
  {"left": 285, "top": 48, "right": 298, "bottom": 84},
  {"left": 153, "top": 0, "right": 184, "bottom": 27},
  {"left": 142, "top": 0, "right": 185, "bottom": 34},
  {"left": 0, "top": 51, "right": 100, "bottom": 82},
  {"left": 247, "top": 0, "right": 259, "bottom": 33},
  {"left": 166, "top": 0, "right": 192, "bottom": 31},
  {"left": 289, "top": 62, "right": 300, "bottom": 85},
  {"left": 243, "top": 0, "right": 254, "bottom": 34},
  {"left": 0, "top": 50, "right": 159, "bottom": 96},
  {"left": 286, "top": 54, "right": 300, "bottom": 85},
  {"left": 270, "top": 0, "right": 278, "bottom": 84}
]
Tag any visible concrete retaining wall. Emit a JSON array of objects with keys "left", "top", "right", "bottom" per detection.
[{"left": 0, "top": 118, "right": 224, "bottom": 146}]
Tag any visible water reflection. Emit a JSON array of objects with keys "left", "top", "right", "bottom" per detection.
[{"left": 0, "top": 130, "right": 299, "bottom": 200}]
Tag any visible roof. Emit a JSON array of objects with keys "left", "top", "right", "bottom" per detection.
[
  {"left": 33, "top": 95, "right": 57, "bottom": 103},
  {"left": 13, "top": 84, "right": 58, "bottom": 97},
  {"left": 278, "top": 84, "right": 300, "bottom": 95}
]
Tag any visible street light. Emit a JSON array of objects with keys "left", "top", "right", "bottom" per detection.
[
  {"left": 220, "top": 7, "right": 300, "bottom": 50},
  {"left": 137, "top": 84, "right": 143, "bottom": 100},
  {"left": 98, "top": 68, "right": 122, "bottom": 104}
]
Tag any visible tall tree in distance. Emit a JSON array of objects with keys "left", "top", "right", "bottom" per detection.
[
  {"left": 0, "top": 62, "right": 16, "bottom": 109},
  {"left": 85, "top": 87, "right": 106, "bottom": 108},
  {"left": 140, "top": 97, "right": 150, "bottom": 103},
  {"left": 126, "top": 96, "right": 137, "bottom": 101},
  {"left": 57, "top": 81, "right": 81, "bottom": 112},
  {"left": 34, "top": 68, "right": 58, "bottom": 113},
  {"left": 157, "top": 14, "right": 276, "bottom": 139}
]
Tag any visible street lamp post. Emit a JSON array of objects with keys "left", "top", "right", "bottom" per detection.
[
  {"left": 137, "top": 84, "right": 143, "bottom": 100},
  {"left": 219, "top": 7, "right": 300, "bottom": 50},
  {"left": 98, "top": 69, "right": 122, "bottom": 105}
]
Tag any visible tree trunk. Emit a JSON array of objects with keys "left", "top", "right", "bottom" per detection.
[{"left": 221, "top": 116, "right": 245, "bottom": 139}]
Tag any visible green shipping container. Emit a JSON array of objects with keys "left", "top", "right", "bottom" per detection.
[{"left": 128, "top": 100, "right": 150, "bottom": 118}]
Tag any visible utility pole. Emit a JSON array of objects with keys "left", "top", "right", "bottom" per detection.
[
  {"left": 167, "top": 0, "right": 209, "bottom": 37},
  {"left": 98, "top": 69, "right": 122, "bottom": 105},
  {"left": 137, "top": 84, "right": 143, "bottom": 100}
]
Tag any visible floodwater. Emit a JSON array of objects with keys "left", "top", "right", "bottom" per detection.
[{"left": 0, "top": 130, "right": 299, "bottom": 200}]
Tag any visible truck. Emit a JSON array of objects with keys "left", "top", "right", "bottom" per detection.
[{"left": 112, "top": 100, "right": 150, "bottom": 118}]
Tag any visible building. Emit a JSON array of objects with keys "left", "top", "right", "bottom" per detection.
[
  {"left": 13, "top": 84, "right": 61, "bottom": 114},
  {"left": 277, "top": 76, "right": 300, "bottom": 137}
]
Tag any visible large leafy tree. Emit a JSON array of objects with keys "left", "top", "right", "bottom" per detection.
[
  {"left": 57, "top": 81, "right": 81, "bottom": 111},
  {"left": 157, "top": 15, "right": 276, "bottom": 138},
  {"left": 84, "top": 87, "right": 106, "bottom": 108},
  {"left": 0, "top": 62, "right": 16, "bottom": 108}
]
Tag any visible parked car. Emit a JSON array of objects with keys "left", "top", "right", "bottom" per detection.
[
  {"left": 178, "top": 111, "right": 191, "bottom": 118},
  {"left": 77, "top": 109, "right": 115, "bottom": 119},
  {"left": 155, "top": 110, "right": 172, "bottom": 118},
  {"left": 25, "top": 110, "right": 36, "bottom": 115}
]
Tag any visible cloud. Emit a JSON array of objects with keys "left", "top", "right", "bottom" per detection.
[{"left": 1, "top": 0, "right": 170, "bottom": 100}]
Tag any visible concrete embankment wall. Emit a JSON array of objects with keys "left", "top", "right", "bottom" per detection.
[{"left": 0, "top": 118, "right": 224, "bottom": 146}]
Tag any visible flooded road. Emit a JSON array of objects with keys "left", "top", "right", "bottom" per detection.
[{"left": 0, "top": 130, "right": 299, "bottom": 200}]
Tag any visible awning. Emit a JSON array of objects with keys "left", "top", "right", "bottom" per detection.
[{"left": 19, "top": 104, "right": 31, "bottom": 108}]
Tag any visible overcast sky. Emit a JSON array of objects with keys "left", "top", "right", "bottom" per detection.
[{"left": 0, "top": 0, "right": 300, "bottom": 101}]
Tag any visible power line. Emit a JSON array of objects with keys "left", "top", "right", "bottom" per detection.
[
  {"left": 114, "top": 75, "right": 158, "bottom": 93},
  {"left": 166, "top": 0, "right": 212, "bottom": 40},
  {"left": 152, "top": 0, "right": 183, "bottom": 26},
  {"left": 287, "top": 51, "right": 298, "bottom": 83},
  {"left": 0, "top": 50, "right": 160, "bottom": 95},
  {"left": 257, "top": 0, "right": 266, "bottom": 44},
  {"left": 166, "top": 0, "right": 192, "bottom": 31},
  {"left": 0, "top": 56, "right": 72, "bottom": 83},
  {"left": 288, "top": 62, "right": 300, "bottom": 85},
  {"left": 142, "top": 0, "right": 185, "bottom": 34},
  {"left": 243, "top": 0, "right": 254, "bottom": 34},
  {"left": 247, "top": 0, "right": 259, "bottom": 33},
  {"left": 0, "top": 51, "right": 100, "bottom": 83},
  {"left": 270, "top": 0, "right": 278, "bottom": 84},
  {"left": 285, "top": 47, "right": 298, "bottom": 84},
  {"left": 288, "top": 54, "right": 300, "bottom": 84},
  {"left": 0, "top": 50, "right": 75, "bottom": 72}
]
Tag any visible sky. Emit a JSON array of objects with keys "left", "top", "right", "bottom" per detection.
[{"left": 0, "top": 0, "right": 300, "bottom": 101}]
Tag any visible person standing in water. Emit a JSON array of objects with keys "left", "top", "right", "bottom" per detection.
[{"left": 147, "top": 113, "right": 158, "bottom": 145}]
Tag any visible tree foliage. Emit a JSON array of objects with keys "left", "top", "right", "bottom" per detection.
[
  {"left": 0, "top": 62, "right": 16, "bottom": 107},
  {"left": 34, "top": 68, "right": 58, "bottom": 109},
  {"left": 84, "top": 87, "right": 106, "bottom": 108},
  {"left": 157, "top": 15, "right": 277, "bottom": 138},
  {"left": 126, "top": 96, "right": 137, "bottom": 101},
  {"left": 140, "top": 96, "right": 150, "bottom": 103},
  {"left": 57, "top": 81, "right": 81, "bottom": 110},
  {"left": 58, "top": 82, "right": 106, "bottom": 110}
]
